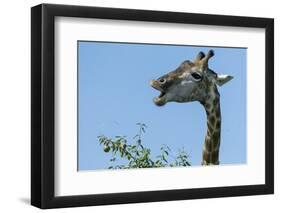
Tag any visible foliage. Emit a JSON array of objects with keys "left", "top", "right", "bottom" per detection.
[{"left": 98, "top": 123, "right": 191, "bottom": 169}]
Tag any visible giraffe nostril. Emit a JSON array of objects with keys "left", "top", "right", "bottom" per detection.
[{"left": 159, "top": 78, "right": 166, "bottom": 84}]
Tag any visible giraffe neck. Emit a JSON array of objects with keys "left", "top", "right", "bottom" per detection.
[{"left": 201, "top": 88, "right": 221, "bottom": 165}]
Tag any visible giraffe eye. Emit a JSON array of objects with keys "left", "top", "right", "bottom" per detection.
[{"left": 191, "top": 72, "right": 202, "bottom": 81}]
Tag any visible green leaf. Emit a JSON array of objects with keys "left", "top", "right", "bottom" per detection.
[{"left": 98, "top": 123, "right": 191, "bottom": 169}]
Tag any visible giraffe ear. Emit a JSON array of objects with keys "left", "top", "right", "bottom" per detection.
[{"left": 215, "top": 74, "right": 233, "bottom": 86}]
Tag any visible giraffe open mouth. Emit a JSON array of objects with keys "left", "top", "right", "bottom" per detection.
[
  {"left": 150, "top": 80, "right": 167, "bottom": 106},
  {"left": 158, "top": 91, "right": 166, "bottom": 98}
]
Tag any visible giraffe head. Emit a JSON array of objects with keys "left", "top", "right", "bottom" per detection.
[{"left": 150, "top": 50, "right": 233, "bottom": 106}]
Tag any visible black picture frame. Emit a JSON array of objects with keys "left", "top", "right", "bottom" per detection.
[{"left": 31, "top": 3, "right": 274, "bottom": 209}]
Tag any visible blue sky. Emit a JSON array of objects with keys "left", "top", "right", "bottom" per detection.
[{"left": 78, "top": 41, "right": 247, "bottom": 170}]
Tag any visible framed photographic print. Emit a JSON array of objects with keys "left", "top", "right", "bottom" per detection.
[{"left": 31, "top": 3, "right": 274, "bottom": 209}]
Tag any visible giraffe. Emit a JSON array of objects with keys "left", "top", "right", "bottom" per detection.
[{"left": 150, "top": 50, "right": 233, "bottom": 165}]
